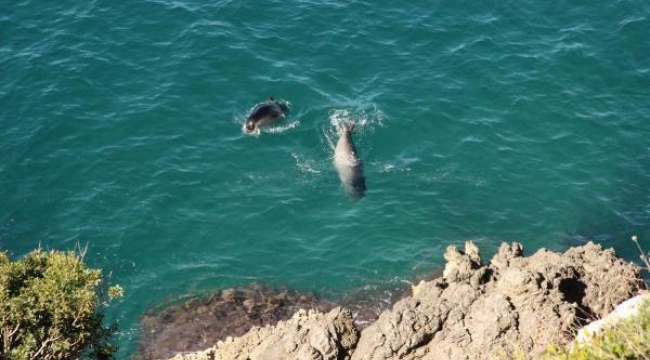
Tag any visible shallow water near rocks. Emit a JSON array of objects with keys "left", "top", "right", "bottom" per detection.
[
  {"left": 1, "top": 0, "right": 649, "bottom": 358},
  {"left": 135, "top": 283, "right": 338, "bottom": 360}
]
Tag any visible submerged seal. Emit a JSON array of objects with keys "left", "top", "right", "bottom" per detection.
[
  {"left": 334, "top": 121, "right": 366, "bottom": 199},
  {"left": 244, "top": 96, "right": 289, "bottom": 133}
]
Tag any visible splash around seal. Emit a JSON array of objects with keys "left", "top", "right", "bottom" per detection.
[{"left": 243, "top": 96, "right": 290, "bottom": 134}]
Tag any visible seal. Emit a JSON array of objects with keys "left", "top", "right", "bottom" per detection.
[
  {"left": 334, "top": 121, "right": 366, "bottom": 199},
  {"left": 244, "top": 96, "right": 289, "bottom": 133}
]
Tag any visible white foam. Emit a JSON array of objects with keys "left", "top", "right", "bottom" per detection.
[
  {"left": 291, "top": 153, "right": 321, "bottom": 174},
  {"left": 241, "top": 118, "right": 300, "bottom": 136},
  {"left": 265, "top": 119, "right": 300, "bottom": 133},
  {"left": 328, "top": 106, "right": 386, "bottom": 134}
]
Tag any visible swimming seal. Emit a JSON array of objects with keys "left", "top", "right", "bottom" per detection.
[
  {"left": 334, "top": 121, "right": 366, "bottom": 199},
  {"left": 244, "top": 96, "right": 289, "bottom": 133}
]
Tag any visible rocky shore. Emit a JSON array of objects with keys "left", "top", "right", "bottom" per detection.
[{"left": 161, "top": 241, "right": 645, "bottom": 360}]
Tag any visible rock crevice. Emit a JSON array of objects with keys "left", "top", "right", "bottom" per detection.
[{"left": 351, "top": 241, "right": 644, "bottom": 360}]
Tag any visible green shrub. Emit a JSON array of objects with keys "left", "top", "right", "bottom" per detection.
[{"left": 0, "top": 248, "right": 123, "bottom": 360}]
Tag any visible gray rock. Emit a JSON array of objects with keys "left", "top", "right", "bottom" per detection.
[
  {"left": 165, "top": 242, "right": 645, "bottom": 360},
  {"left": 169, "top": 307, "right": 358, "bottom": 360},
  {"left": 351, "top": 241, "right": 645, "bottom": 360}
]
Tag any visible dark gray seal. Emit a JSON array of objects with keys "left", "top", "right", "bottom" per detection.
[
  {"left": 334, "top": 121, "right": 366, "bottom": 199},
  {"left": 244, "top": 96, "right": 289, "bottom": 133}
]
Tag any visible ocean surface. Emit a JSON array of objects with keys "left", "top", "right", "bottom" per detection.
[{"left": 1, "top": 0, "right": 649, "bottom": 358}]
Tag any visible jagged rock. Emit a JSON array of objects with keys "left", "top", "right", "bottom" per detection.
[
  {"left": 350, "top": 241, "right": 645, "bottom": 360},
  {"left": 169, "top": 307, "right": 358, "bottom": 360},
  {"left": 442, "top": 241, "right": 481, "bottom": 282},
  {"left": 161, "top": 242, "right": 645, "bottom": 360},
  {"left": 136, "top": 281, "right": 418, "bottom": 360}
]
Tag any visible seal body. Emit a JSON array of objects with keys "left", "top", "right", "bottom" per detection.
[
  {"left": 244, "top": 97, "right": 289, "bottom": 133},
  {"left": 334, "top": 122, "right": 366, "bottom": 199}
]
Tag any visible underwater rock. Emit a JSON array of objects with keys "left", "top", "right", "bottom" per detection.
[
  {"left": 135, "top": 272, "right": 444, "bottom": 360},
  {"left": 135, "top": 283, "right": 337, "bottom": 360}
]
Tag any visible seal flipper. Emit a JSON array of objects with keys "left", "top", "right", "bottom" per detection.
[{"left": 338, "top": 121, "right": 355, "bottom": 135}]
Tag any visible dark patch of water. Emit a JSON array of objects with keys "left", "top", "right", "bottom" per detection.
[
  {"left": 134, "top": 283, "right": 336, "bottom": 360},
  {"left": 134, "top": 268, "right": 443, "bottom": 359}
]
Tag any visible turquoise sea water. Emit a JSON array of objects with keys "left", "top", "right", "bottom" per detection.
[{"left": 1, "top": 0, "right": 649, "bottom": 357}]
